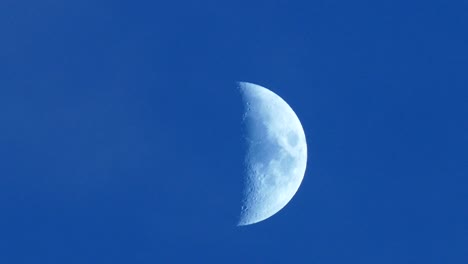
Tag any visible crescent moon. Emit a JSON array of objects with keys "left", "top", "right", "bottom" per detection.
[{"left": 238, "top": 82, "right": 308, "bottom": 226}]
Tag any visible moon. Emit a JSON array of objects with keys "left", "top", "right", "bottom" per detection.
[{"left": 238, "top": 82, "right": 307, "bottom": 226}]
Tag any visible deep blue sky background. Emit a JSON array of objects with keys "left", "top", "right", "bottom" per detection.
[{"left": 1, "top": 0, "right": 467, "bottom": 263}]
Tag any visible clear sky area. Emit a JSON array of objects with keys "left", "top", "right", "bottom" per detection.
[{"left": 0, "top": 0, "right": 467, "bottom": 263}]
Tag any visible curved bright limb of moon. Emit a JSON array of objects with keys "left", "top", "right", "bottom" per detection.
[{"left": 238, "top": 82, "right": 307, "bottom": 226}]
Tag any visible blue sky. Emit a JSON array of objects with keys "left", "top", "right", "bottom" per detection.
[{"left": 1, "top": 0, "right": 467, "bottom": 263}]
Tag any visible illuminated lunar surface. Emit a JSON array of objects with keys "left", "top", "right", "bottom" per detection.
[{"left": 238, "top": 82, "right": 307, "bottom": 226}]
